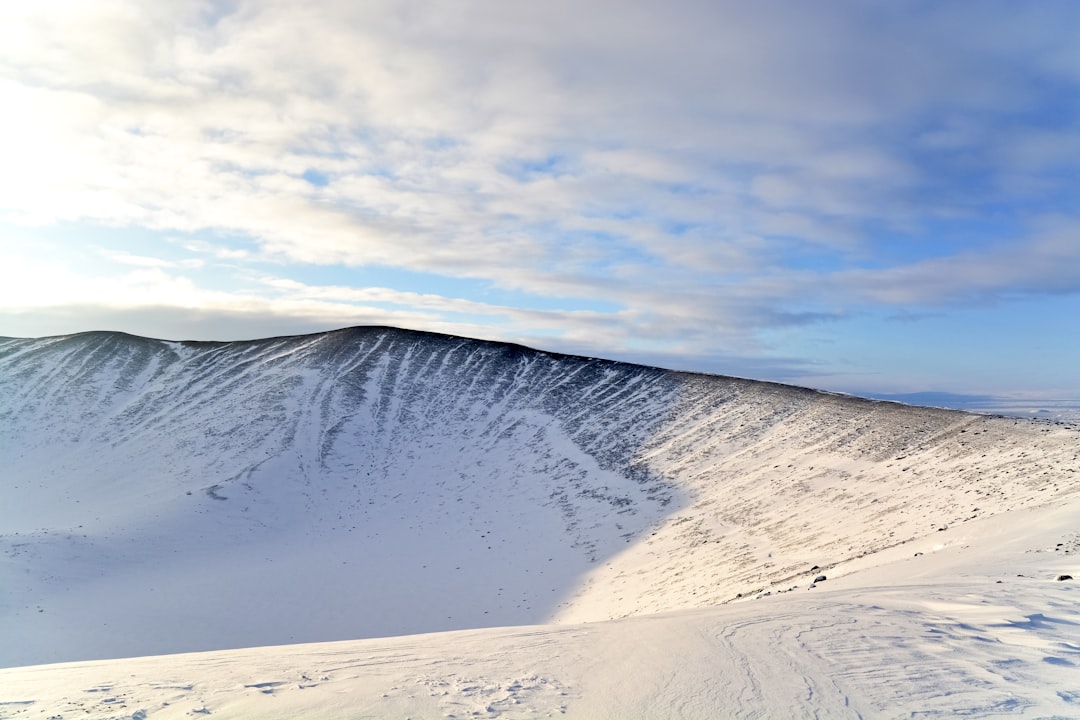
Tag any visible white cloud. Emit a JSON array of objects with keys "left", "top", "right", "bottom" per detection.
[
  {"left": 96, "top": 249, "right": 205, "bottom": 269},
  {"left": 1, "top": 0, "right": 1079, "bottom": 389}
]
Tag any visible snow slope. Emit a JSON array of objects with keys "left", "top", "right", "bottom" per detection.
[
  {"left": 1, "top": 326, "right": 1079, "bottom": 716},
  {"left": 1, "top": 328, "right": 681, "bottom": 666},
  {"left": 2, "top": 496, "right": 1079, "bottom": 718}
]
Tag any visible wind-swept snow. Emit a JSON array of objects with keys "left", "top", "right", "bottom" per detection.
[
  {"left": 2, "top": 495, "right": 1079, "bottom": 718},
  {"left": 1, "top": 326, "right": 1078, "bottom": 716}
]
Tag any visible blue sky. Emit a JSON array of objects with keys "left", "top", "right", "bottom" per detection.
[{"left": 1, "top": 0, "right": 1078, "bottom": 403}]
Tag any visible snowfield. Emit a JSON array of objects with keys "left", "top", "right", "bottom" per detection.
[{"left": 1, "top": 326, "right": 1078, "bottom": 718}]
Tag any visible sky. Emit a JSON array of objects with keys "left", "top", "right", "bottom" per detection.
[{"left": 1, "top": 0, "right": 1079, "bottom": 403}]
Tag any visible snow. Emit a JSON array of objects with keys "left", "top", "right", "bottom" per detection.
[
  {"left": 2, "top": 511, "right": 1078, "bottom": 718},
  {"left": 1, "top": 326, "right": 1079, "bottom": 717}
]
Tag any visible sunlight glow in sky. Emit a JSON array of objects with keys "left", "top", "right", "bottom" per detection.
[{"left": 2, "top": 0, "right": 1079, "bottom": 402}]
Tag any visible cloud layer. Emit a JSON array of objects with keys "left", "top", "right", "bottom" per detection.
[{"left": 2, "top": 0, "right": 1079, "bottom": 395}]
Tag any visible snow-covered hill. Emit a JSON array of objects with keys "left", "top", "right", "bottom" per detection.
[
  {"left": 1, "top": 326, "right": 1078, "bottom": 716},
  {"left": 2, "top": 327, "right": 679, "bottom": 666}
]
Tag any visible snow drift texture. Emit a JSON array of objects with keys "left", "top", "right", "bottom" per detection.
[{"left": 1, "top": 326, "right": 1077, "bottom": 668}]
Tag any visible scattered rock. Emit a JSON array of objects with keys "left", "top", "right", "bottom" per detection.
[
  {"left": 1057, "top": 575, "right": 1073, "bottom": 581},
  {"left": 814, "top": 575, "right": 827, "bottom": 583},
  {"left": 914, "top": 552, "right": 923, "bottom": 557},
  {"left": 810, "top": 565, "right": 821, "bottom": 572}
]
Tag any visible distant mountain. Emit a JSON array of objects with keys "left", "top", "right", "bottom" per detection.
[
  {"left": 858, "top": 391, "right": 1003, "bottom": 410},
  {"left": 862, "top": 390, "right": 1080, "bottom": 421},
  {"left": 2, "top": 326, "right": 1078, "bottom": 668}
]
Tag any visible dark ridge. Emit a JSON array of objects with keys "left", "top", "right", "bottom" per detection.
[{"left": 3, "top": 324, "right": 989, "bottom": 419}]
